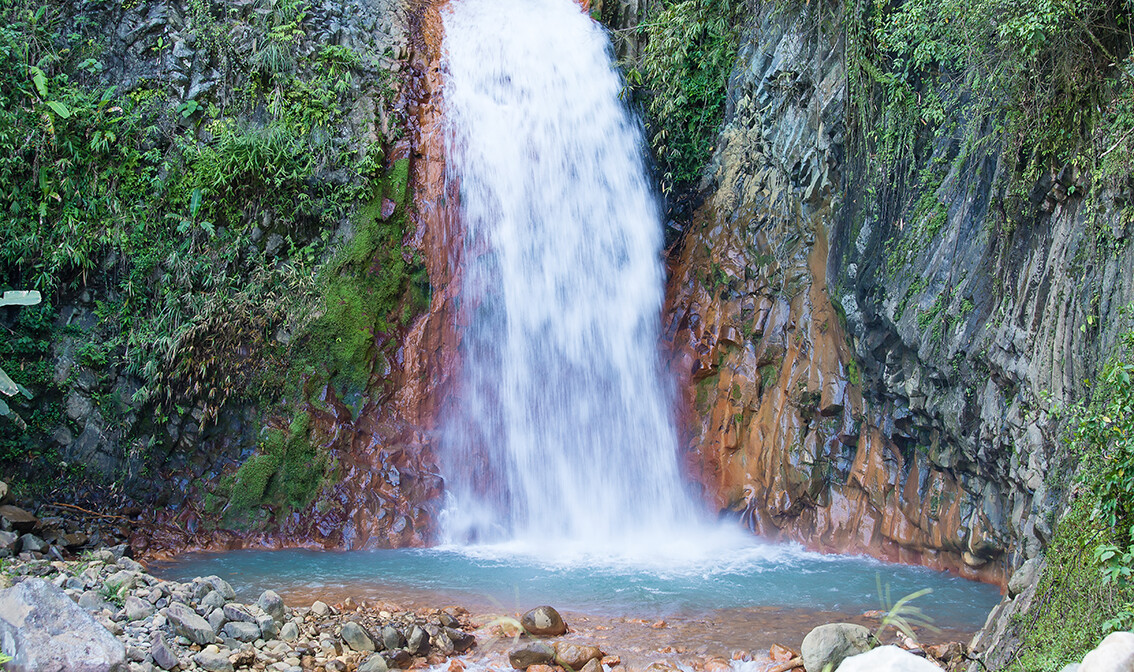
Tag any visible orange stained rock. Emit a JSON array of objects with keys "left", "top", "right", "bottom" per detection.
[{"left": 664, "top": 197, "right": 1006, "bottom": 586}]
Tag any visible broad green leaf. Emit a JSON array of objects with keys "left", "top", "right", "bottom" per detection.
[
  {"left": 0, "top": 367, "right": 18, "bottom": 396},
  {"left": 0, "top": 398, "right": 8, "bottom": 416},
  {"left": 29, "top": 66, "right": 47, "bottom": 97},
  {"left": 45, "top": 101, "right": 71, "bottom": 119},
  {"left": 0, "top": 290, "right": 41, "bottom": 306}
]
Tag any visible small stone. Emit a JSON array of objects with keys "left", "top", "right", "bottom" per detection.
[
  {"left": 580, "top": 660, "right": 602, "bottom": 672},
  {"left": 342, "top": 621, "right": 376, "bottom": 652},
  {"left": 554, "top": 642, "right": 602, "bottom": 669},
  {"left": 360, "top": 653, "right": 389, "bottom": 672},
  {"left": 311, "top": 600, "right": 330, "bottom": 617},
  {"left": 326, "top": 660, "right": 348, "bottom": 672},
  {"left": 520, "top": 606, "right": 566, "bottom": 637},
  {"left": 509, "top": 641, "right": 556, "bottom": 670},
  {"left": 280, "top": 620, "right": 299, "bottom": 642},
  {"left": 208, "top": 607, "right": 227, "bottom": 633}
]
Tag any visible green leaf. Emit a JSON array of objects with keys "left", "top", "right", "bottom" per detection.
[
  {"left": 0, "top": 367, "right": 18, "bottom": 397},
  {"left": 0, "top": 398, "right": 8, "bottom": 416},
  {"left": 29, "top": 66, "right": 47, "bottom": 97},
  {"left": 45, "top": 101, "right": 71, "bottom": 119},
  {"left": 0, "top": 290, "right": 41, "bottom": 306},
  {"left": 190, "top": 187, "right": 203, "bottom": 219}
]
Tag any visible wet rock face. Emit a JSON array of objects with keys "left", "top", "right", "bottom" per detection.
[{"left": 665, "top": 0, "right": 1134, "bottom": 588}]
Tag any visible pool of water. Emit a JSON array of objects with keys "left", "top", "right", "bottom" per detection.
[{"left": 152, "top": 537, "right": 1000, "bottom": 634}]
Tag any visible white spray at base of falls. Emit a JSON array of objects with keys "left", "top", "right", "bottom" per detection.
[{"left": 439, "top": 0, "right": 710, "bottom": 556}]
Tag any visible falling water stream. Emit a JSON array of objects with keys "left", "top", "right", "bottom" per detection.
[
  {"left": 155, "top": 0, "right": 1003, "bottom": 657},
  {"left": 438, "top": 0, "right": 700, "bottom": 550}
]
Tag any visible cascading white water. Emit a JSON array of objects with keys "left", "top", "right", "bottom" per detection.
[{"left": 439, "top": 0, "right": 703, "bottom": 551}]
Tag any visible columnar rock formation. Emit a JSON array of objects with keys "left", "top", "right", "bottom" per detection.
[{"left": 660, "top": 1, "right": 1134, "bottom": 589}]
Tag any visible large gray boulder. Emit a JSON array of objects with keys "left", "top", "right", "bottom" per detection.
[
  {"left": 0, "top": 578, "right": 127, "bottom": 672},
  {"left": 166, "top": 602, "right": 216, "bottom": 644},
  {"left": 801, "top": 623, "right": 876, "bottom": 672},
  {"left": 341, "top": 621, "right": 376, "bottom": 652},
  {"left": 1080, "top": 631, "right": 1134, "bottom": 672},
  {"left": 257, "top": 590, "right": 287, "bottom": 622},
  {"left": 836, "top": 645, "right": 942, "bottom": 671}
]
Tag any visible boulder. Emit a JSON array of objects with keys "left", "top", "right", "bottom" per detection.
[
  {"left": 221, "top": 603, "right": 255, "bottom": 623},
  {"left": 198, "top": 589, "right": 225, "bottom": 614},
  {"left": 256, "top": 611, "right": 279, "bottom": 639},
  {"left": 381, "top": 624, "right": 406, "bottom": 650},
  {"left": 151, "top": 631, "right": 178, "bottom": 671},
  {"left": 521, "top": 606, "right": 567, "bottom": 636},
  {"left": 257, "top": 589, "right": 287, "bottom": 622},
  {"left": 222, "top": 621, "right": 260, "bottom": 642},
  {"left": 509, "top": 641, "right": 557, "bottom": 670},
  {"left": 16, "top": 533, "right": 46, "bottom": 553},
  {"left": 444, "top": 626, "right": 476, "bottom": 653},
  {"left": 1008, "top": 559, "right": 1041, "bottom": 598},
  {"left": 124, "top": 595, "right": 154, "bottom": 621},
  {"left": 554, "top": 642, "right": 603, "bottom": 669},
  {"left": 1080, "top": 631, "right": 1134, "bottom": 672},
  {"left": 193, "top": 649, "right": 234, "bottom": 672},
  {"left": 0, "top": 505, "right": 37, "bottom": 532},
  {"left": 836, "top": 645, "right": 943, "bottom": 671},
  {"left": 201, "top": 576, "right": 235, "bottom": 600},
  {"left": 384, "top": 648, "right": 412, "bottom": 668},
  {"left": 0, "top": 531, "right": 17, "bottom": 551},
  {"left": 0, "top": 578, "right": 126, "bottom": 672},
  {"left": 341, "top": 621, "right": 376, "bottom": 652},
  {"left": 166, "top": 602, "right": 216, "bottom": 644},
  {"left": 801, "top": 623, "right": 876, "bottom": 672},
  {"left": 405, "top": 624, "right": 429, "bottom": 655}
]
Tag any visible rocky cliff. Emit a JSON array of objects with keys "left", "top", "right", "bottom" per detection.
[
  {"left": 0, "top": 0, "right": 455, "bottom": 551},
  {"left": 628, "top": 0, "right": 1134, "bottom": 664}
]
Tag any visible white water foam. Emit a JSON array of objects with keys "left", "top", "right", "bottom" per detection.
[{"left": 438, "top": 0, "right": 710, "bottom": 553}]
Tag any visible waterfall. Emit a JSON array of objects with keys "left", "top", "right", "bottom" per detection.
[{"left": 439, "top": 0, "right": 703, "bottom": 552}]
